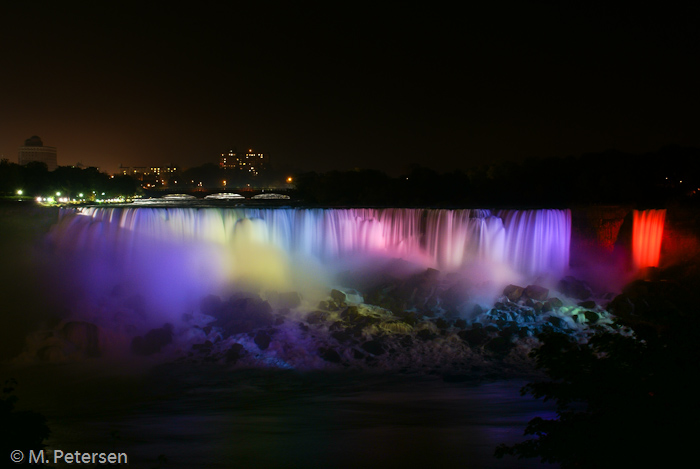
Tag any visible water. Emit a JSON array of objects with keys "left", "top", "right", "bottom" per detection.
[{"left": 7, "top": 362, "right": 558, "bottom": 469}]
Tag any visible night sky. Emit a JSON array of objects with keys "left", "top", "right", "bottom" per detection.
[{"left": 1, "top": 2, "right": 699, "bottom": 176}]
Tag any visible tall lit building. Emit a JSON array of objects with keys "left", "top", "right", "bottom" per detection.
[
  {"left": 18, "top": 136, "right": 57, "bottom": 171},
  {"left": 220, "top": 148, "right": 268, "bottom": 176}
]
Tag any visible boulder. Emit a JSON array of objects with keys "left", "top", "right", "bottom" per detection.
[
  {"left": 330, "top": 289, "right": 347, "bottom": 305},
  {"left": 503, "top": 284, "right": 525, "bottom": 302},
  {"left": 524, "top": 285, "right": 549, "bottom": 301}
]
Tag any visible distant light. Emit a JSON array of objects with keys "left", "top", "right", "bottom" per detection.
[
  {"left": 16, "top": 190, "right": 23, "bottom": 195},
  {"left": 56, "top": 191, "right": 61, "bottom": 196},
  {"left": 78, "top": 193, "right": 84, "bottom": 197},
  {"left": 286, "top": 177, "right": 293, "bottom": 183}
]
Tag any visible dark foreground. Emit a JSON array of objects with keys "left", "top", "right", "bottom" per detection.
[{"left": 5, "top": 362, "right": 557, "bottom": 469}]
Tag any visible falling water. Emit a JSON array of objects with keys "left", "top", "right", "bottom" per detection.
[
  {"left": 46, "top": 207, "right": 571, "bottom": 322},
  {"left": 632, "top": 209, "right": 666, "bottom": 269}
]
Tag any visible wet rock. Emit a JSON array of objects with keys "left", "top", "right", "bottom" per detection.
[
  {"left": 132, "top": 323, "right": 173, "bottom": 356},
  {"left": 584, "top": 311, "right": 600, "bottom": 323},
  {"left": 503, "top": 284, "right": 525, "bottom": 302},
  {"left": 330, "top": 289, "right": 347, "bottom": 305},
  {"left": 254, "top": 331, "right": 271, "bottom": 350},
  {"left": 524, "top": 285, "right": 549, "bottom": 301},
  {"left": 453, "top": 318, "right": 467, "bottom": 329},
  {"left": 546, "top": 316, "right": 567, "bottom": 330},
  {"left": 317, "top": 300, "right": 329, "bottom": 310},
  {"left": 578, "top": 300, "right": 597, "bottom": 309}
]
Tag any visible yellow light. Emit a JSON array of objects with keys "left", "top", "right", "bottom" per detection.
[{"left": 286, "top": 177, "right": 293, "bottom": 183}]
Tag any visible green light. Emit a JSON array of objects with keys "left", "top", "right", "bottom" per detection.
[{"left": 16, "top": 190, "right": 23, "bottom": 195}]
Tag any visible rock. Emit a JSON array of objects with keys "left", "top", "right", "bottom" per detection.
[
  {"left": 395, "top": 311, "right": 418, "bottom": 326},
  {"left": 584, "top": 311, "right": 600, "bottom": 323},
  {"left": 503, "top": 284, "right": 525, "bottom": 302},
  {"left": 434, "top": 317, "right": 449, "bottom": 330},
  {"left": 546, "top": 316, "right": 567, "bottom": 330},
  {"left": 132, "top": 323, "right": 173, "bottom": 356},
  {"left": 254, "top": 331, "right": 271, "bottom": 350},
  {"left": 578, "top": 300, "right": 597, "bottom": 309},
  {"left": 340, "top": 306, "right": 362, "bottom": 323},
  {"left": 485, "top": 336, "right": 513, "bottom": 355},
  {"left": 211, "top": 295, "right": 274, "bottom": 335},
  {"left": 331, "top": 330, "right": 353, "bottom": 344},
  {"left": 546, "top": 297, "right": 564, "bottom": 309},
  {"left": 318, "top": 347, "right": 342, "bottom": 363},
  {"left": 524, "top": 285, "right": 549, "bottom": 301},
  {"left": 305, "top": 311, "right": 329, "bottom": 325},
  {"left": 330, "top": 289, "right": 347, "bottom": 305},
  {"left": 458, "top": 327, "right": 488, "bottom": 346},
  {"left": 361, "top": 340, "right": 385, "bottom": 355},
  {"left": 225, "top": 343, "right": 245, "bottom": 364},
  {"left": 62, "top": 321, "right": 100, "bottom": 357}
]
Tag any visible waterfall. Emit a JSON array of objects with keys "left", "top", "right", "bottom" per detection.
[
  {"left": 55, "top": 207, "right": 571, "bottom": 275},
  {"left": 633, "top": 209, "right": 666, "bottom": 269}
]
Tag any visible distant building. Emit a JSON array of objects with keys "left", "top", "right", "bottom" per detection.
[
  {"left": 119, "top": 164, "right": 179, "bottom": 187},
  {"left": 220, "top": 148, "right": 268, "bottom": 176},
  {"left": 18, "top": 136, "right": 57, "bottom": 171}
]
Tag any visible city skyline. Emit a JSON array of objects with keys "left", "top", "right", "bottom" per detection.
[{"left": 2, "top": 3, "right": 699, "bottom": 176}]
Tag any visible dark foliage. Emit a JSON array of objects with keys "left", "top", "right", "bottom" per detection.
[
  {"left": 495, "top": 262, "right": 700, "bottom": 468},
  {"left": 292, "top": 145, "right": 700, "bottom": 207},
  {"left": 0, "top": 159, "right": 139, "bottom": 197}
]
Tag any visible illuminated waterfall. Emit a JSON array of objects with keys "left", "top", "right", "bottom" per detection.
[
  {"left": 47, "top": 207, "right": 572, "bottom": 317},
  {"left": 633, "top": 209, "right": 666, "bottom": 269}
]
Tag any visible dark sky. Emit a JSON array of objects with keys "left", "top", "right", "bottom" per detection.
[{"left": 1, "top": 2, "right": 699, "bottom": 176}]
